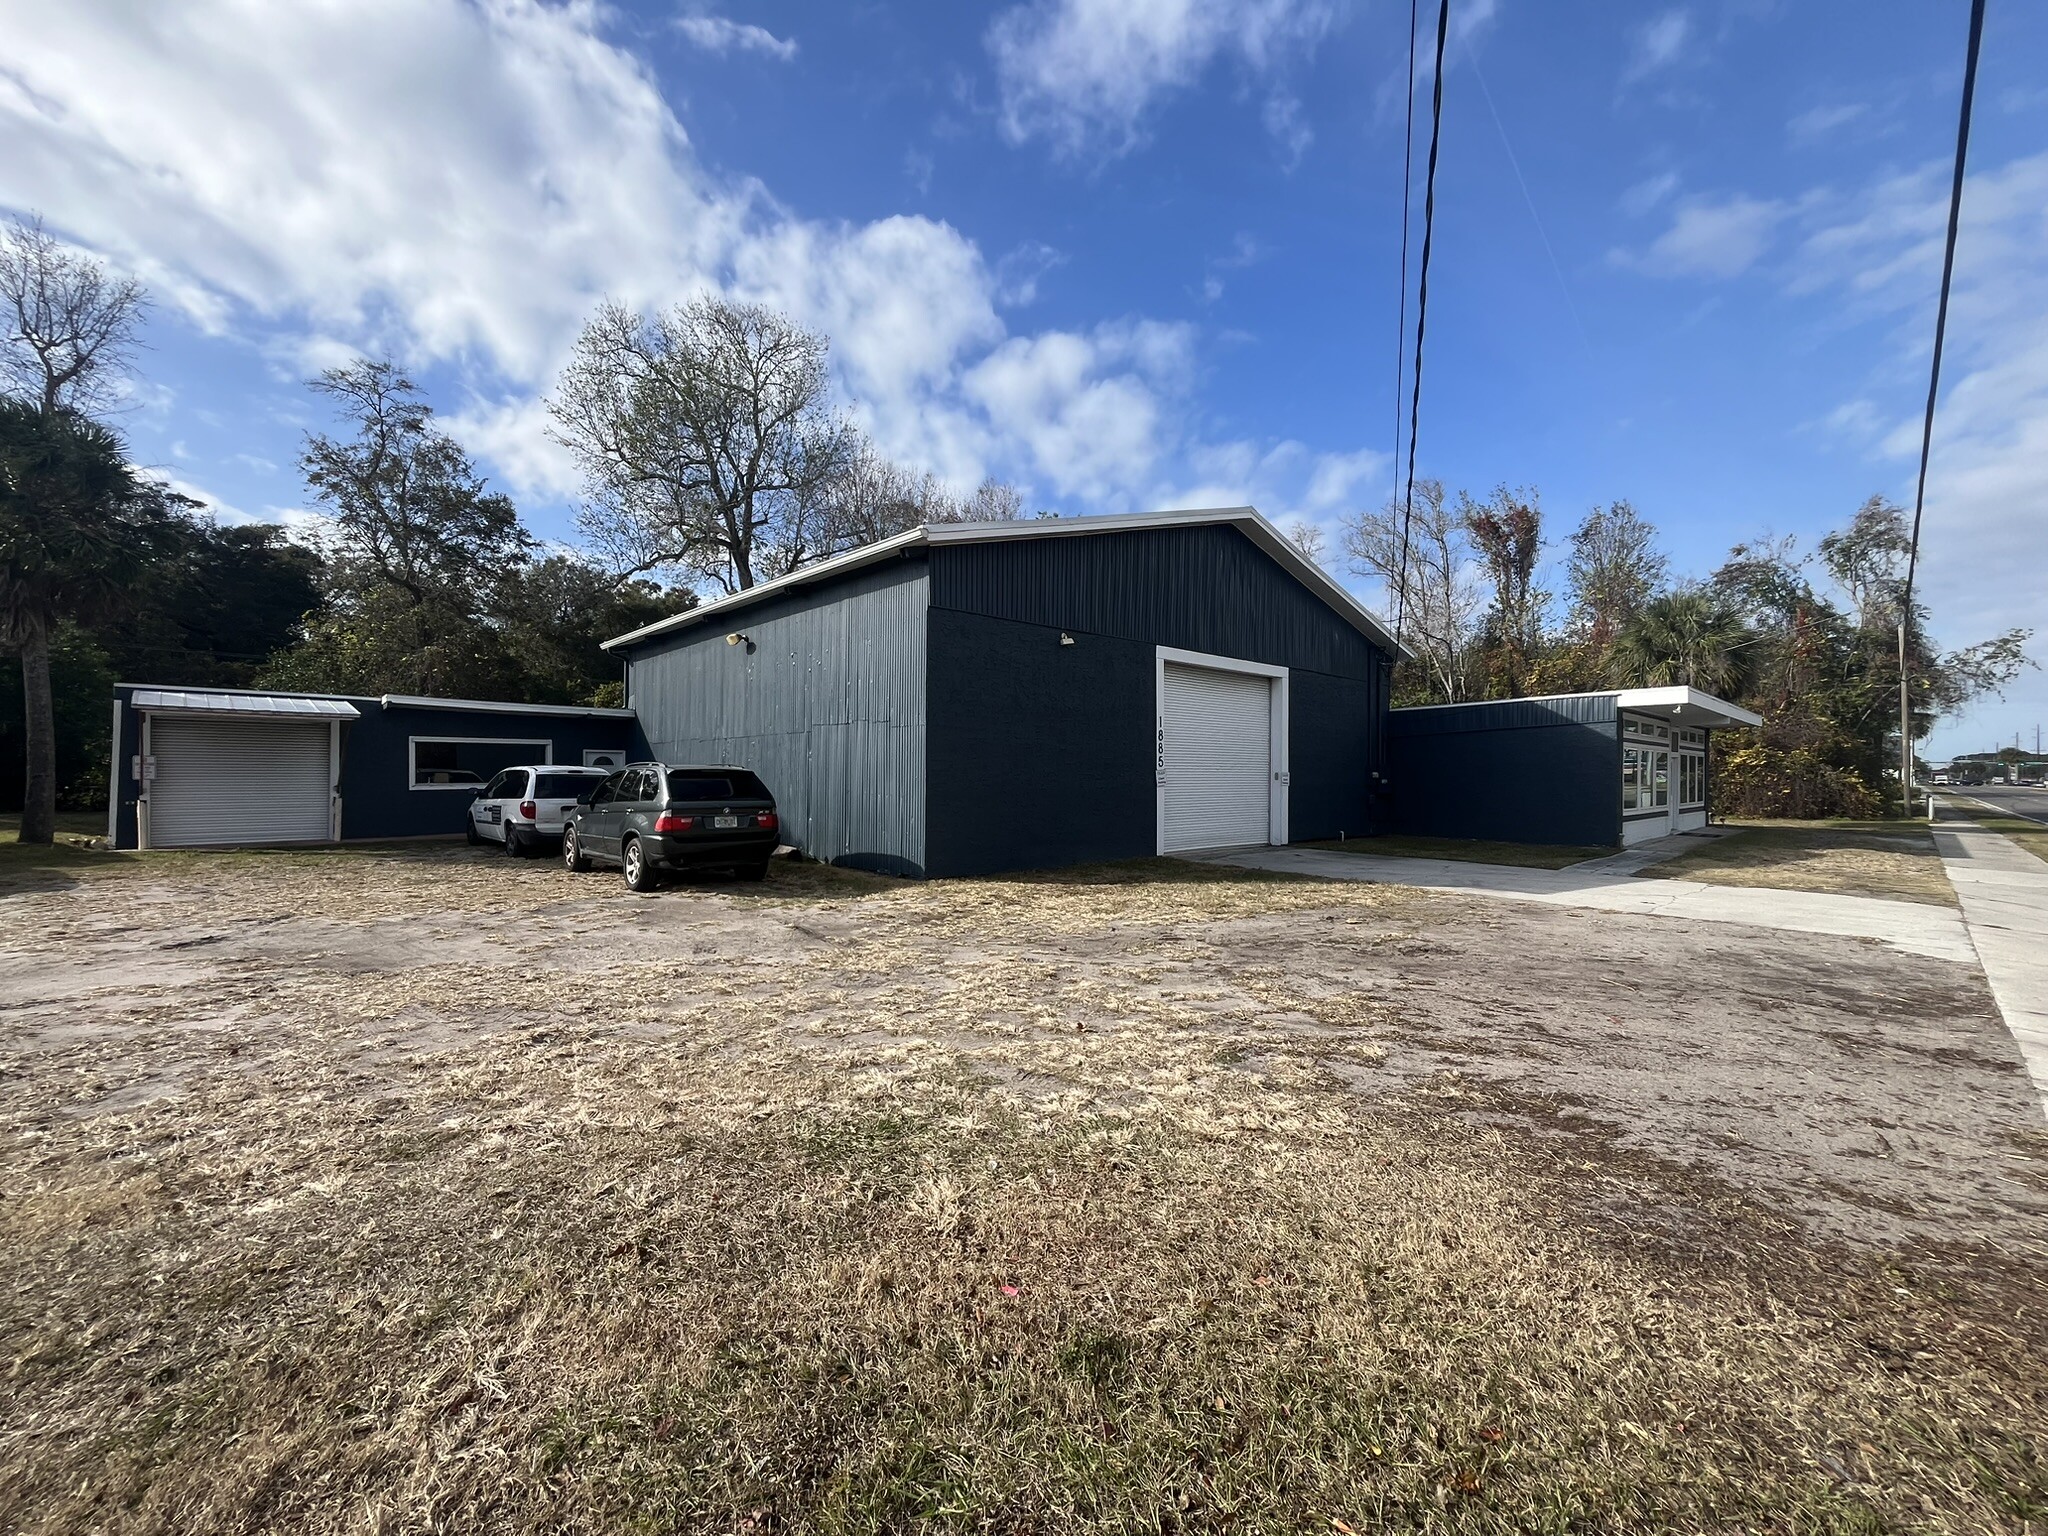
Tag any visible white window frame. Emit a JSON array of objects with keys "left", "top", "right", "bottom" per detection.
[
  {"left": 582, "top": 748, "right": 626, "bottom": 769},
  {"left": 1622, "top": 744, "right": 1673, "bottom": 815},
  {"left": 1153, "top": 645, "right": 1290, "bottom": 854},
  {"left": 1678, "top": 751, "right": 1706, "bottom": 808},
  {"left": 407, "top": 736, "right": 551, "bottom": 791}
]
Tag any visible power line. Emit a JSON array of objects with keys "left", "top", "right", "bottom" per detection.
[
  {"left": 1393, "top": 0, "right": 1451, "bottom": 650},
  {"left": 1897, "top": 0, "right": 1987, "bottom": 815},
  {"left": 1389, "top": 0, "right": 1418, "bottom": 605}
]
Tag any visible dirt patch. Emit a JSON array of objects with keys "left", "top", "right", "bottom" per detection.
[
  {"left": 2, "top": 845, "right": 2043, "bottom": 1533},
  {"left": 1638, "top": 819, "right": 1958, "bottom": 906}
]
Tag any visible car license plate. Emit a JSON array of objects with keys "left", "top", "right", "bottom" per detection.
[{"left": 712, "top": 815, "right": 739, "bottom": 829}]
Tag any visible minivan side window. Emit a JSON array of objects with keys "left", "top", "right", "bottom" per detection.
[{"left": 482, "top": 770, "right": 516, "bottom": 799}]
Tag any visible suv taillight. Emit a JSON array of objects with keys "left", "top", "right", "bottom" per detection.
[
  {"left": 518, "top": 800, "right": 537, "bottom": 820},
  {"left": 654, "top": 813, "right": 694, "bottom": 833},
  {"left": 755, "top": 811, "right": 777, "bottom": 830}
]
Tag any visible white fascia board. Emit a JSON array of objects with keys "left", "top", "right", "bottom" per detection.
[
  {"left": 600, "top": 506, "right": 1411, "bottom": 659},
  {"left": 1614, "top": 686, "right": 1762, "bottom": 729},
  {"left": 378, "top": 694, "right": 638, "bottom": 720}
]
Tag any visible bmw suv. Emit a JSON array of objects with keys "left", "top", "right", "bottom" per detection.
[{"left": 562, "top": 763, "right": 780, "bottom": 891}]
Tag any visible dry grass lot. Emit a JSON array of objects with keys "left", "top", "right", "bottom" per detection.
[
  {"left": 3, "top": 841, "right": 2046, "bottom": 1534},
  {"left": 1639, "top": 820, "right": 1959, "bottom": 906}
]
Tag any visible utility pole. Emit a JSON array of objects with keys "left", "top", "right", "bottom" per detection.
[{"left": 1895, "top": 0, "right": 1986, "bottom": 821}]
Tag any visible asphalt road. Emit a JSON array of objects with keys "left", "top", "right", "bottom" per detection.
[{"left": 1954, "top": 784, "right": 2048, "bottom": 824}]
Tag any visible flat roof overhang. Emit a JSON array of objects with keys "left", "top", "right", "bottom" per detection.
[{"left": 1613, "top": 686, "right": 1762, "bottom": 730}]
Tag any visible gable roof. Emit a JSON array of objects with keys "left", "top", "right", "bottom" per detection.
[{"left": 602, "top": 505, "right": 1408, "bottom": 657}]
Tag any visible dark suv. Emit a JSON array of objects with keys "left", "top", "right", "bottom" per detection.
[{"left": 562, "top": 763, "right": 780, "bottom": 891}]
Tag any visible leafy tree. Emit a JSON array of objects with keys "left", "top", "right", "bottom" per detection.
[
  {"left": 1565, "top": 500, "right": 1665, "bottom": 645},
  {"left": 0, "top": 403, "right": 185, "bottom": 838},
  {"left": 0, "top": 216, "right": 153, "bottom": 841},
  {"left": 270, "top": 360, "right": 529, "bottom": 695},
  {"left": 550, "top": 297, "right": 857, "bottom": 592},
  {"left": 491, "top": 555, "right": 692, "bottom": 706},
  {"left": 1459, "top": 485, "right": 1547, "bottom": 695},
  {"left": 107, "top": 521, "right": 325, "bottom": 688},
  {"left": 1607, "top": 589, "right": 1750, "bottom": 695}
]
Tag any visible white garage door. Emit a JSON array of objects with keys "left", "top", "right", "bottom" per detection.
[
  {"left": 148, "top": 716, "right": 333, "bottom": 848},
  {"left": 1161, "top": 662, "right": 1274, "bottom": 852}
]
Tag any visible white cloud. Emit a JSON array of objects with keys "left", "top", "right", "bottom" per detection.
[
  {"left": 1614, "top": 194, "right": 1786, "bottom": 279},
  {"left": 1787, "top": 102, "right": 1866, "bottom": 143},
  {"left": 987, "top": 0, "right": 1339, "bottom": 159},
  {"left": 1622, "top": 9, "right": 1690, "bottom": 84},
  {"left": 1620, "top": 170, "right": 1679, "bottom": 217},
  {"left": 673, "top": 14, "right": 797, "bottom": 61},
  {"left": 1788, "top": 153, "right": 2048, "bottom": 749},
  {"left": 0, "top": 0, "right": 1379, "bottom": 567}
]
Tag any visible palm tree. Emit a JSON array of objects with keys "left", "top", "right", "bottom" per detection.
[
  {"left": 0, "top": 402, "right": 180, "bottom": 842},
  {"left": 1607, "top": 588, "right": 1750, "bottom": 696}
]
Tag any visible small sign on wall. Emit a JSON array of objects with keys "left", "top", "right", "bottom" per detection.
[{"left": 133, "top": 755, "right": 156, "bottom": 783}]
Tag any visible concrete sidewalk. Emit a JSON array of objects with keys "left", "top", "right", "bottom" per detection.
[
  {"left": 1202, "top": 844, "right": 1978, "bottom": 964},
  {"left": 1932, "top": 815, "right": 2048, "bottom": 1120}
]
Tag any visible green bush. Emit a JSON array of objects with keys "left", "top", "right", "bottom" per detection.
[{"left": 1713, "top": 741, "right": 1881, "bottom": 820}]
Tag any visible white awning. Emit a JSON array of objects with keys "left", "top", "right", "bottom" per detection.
[
  {"left": 130, "top": 689, "right": 360, "bottom": 720},
  {"left": 377, "top": 693, "right": 636, "bottom": 720},
  {"left": 1612, "top": 686, "right": 1762, "bottom": 730}
]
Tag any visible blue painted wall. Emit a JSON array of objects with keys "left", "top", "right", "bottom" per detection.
[
  {"left": 1387, "top": 696, "right": 1622, "bottom": 847},
  {"left": 924, "top": 525, "right": 1390, "bottom": 876},
  {"left": 109, "top": 687, "right": 633, "bottom": 848}
]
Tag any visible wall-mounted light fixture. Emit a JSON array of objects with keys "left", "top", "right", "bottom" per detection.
[
  {"left": 726, "top": 632, "right": 756, "bottom": 654},
  {"left": 1059, "top": 632, "right": 1076, "bottom": 646}
]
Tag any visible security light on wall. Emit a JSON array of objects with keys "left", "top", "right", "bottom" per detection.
[
  {"left": 726, "top": 632, "right": 756, "bottom": 653},
  {"left": 1059, "top": 632, "right": 1076, "bottom": 646}
]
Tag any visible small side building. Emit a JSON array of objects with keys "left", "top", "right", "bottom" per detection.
[
  {"left": 1387, "top": 687, "right": 1761, "bottom": 849},
  {"left": 108, "top": 686, "right": 636, "bottom": 849},
  {"left": 606, "top": 507, "right": 1405, "bottom": 877}
]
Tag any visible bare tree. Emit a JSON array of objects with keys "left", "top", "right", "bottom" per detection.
[
  {"left": 0, "top": 216, "right": 151, "bottom": 843},
  {"left": 0, "top": 215, "right": 148, "bottom": 418},
  {"left": 1343, "top": 479, "right": 1482, "bottom": 702},
  {"left": 550, "top": 297, "right": 858, "bottom": 592},
  {"left": 1283, "top": 519, "right": 1329, "bottom": 568}
]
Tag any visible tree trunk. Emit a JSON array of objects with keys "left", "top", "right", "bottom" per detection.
[{"left": 18, "top": 615, "right": 57, "bottom": 845}]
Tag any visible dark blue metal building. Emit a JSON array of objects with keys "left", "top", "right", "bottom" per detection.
[
  {"left": 607, "top": 508, "right": 1404, "bottom": 877},
  {"left": 107, "top": 686, "right": 636, "bottom": 849},
  {"left": 1387, "top": 688, "right": 1760, "bottom": 849}
]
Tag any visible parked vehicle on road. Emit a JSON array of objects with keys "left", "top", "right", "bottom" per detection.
[
  {"left": 562, "top": 763, "right": 779, "bottom": 891},
  {"left": 468, "top": 765, "right": 610, "bottom": 855}
]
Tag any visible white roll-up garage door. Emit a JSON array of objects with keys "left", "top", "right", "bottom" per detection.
[
  {"left": 148, "top": 716, "right": 333, "bottom": 848},
  {"left": 1161, "top": 662, "right": 1274, "bottom": 852}
]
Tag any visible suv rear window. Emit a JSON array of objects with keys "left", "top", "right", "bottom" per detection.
[
  {"left": 534, "top": 773, "right": 601, "bottom": 799},
  {"left": 666, "top": 770, "right": 770, "bottom": 802}
]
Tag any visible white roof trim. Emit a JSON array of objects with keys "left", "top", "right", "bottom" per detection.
[
  {"left": 130, "top": 688, "right": 360, "bottom": 720},
  {"left": 1614, "top": 686, "right": 1762, "bottom": 729},
  {"left": 601, "top": 506, "right": 1410, "bottom": 658},
  {"left": 378, "top": 693, "right": 637, "bottom": 720},
  {"left": 1394, "top": 686, "right": 1760, "bottom": 730}
]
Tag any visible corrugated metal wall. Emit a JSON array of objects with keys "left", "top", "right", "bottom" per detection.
[
  {"left": 1387, "top": 694, "right": 1621, "bottom": 847},
  {"left": 925, "top": 526, "right": 1392, "bottom": 874},
  {"left": 624, "top": 558, "right": 929, "bottom": 875},
  {"left": 931, "top": 524, "right": 1386, "bottom": 679}
]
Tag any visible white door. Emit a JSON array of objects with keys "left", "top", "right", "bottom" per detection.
[
  {"left": 1161, "top": 662, "right": 1275, "bottom": 852},
  {"left": 148, "top": 716, "right": 333, "bottom": 848}
]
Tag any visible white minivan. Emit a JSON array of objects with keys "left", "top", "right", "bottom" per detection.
[{"left": 467, "top": 764, "right": 609, "bottom": 856}]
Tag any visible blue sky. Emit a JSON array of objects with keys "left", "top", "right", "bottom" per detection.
[{"left": 3, "top": 0, "right": 2044, "bottom": 758}]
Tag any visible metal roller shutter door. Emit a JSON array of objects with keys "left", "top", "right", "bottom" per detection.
[
  {"left": 149, "top": 717, "right": 332, "bottom": 847},
  {"left": 1162, "top": 663, "right": 1273, "bottom": 852}
]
